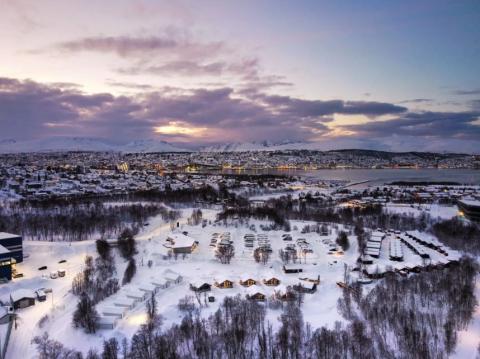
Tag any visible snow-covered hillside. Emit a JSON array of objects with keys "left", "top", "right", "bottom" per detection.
[
  {"left": 201, "top": 140, "right": 319, "bottom": 152},
  {"left": 0, "top": 137, "right": 188, "bottom": 154}
]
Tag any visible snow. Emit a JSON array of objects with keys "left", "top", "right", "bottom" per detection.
[
  {"left": 0, "top": 137, "right": 188, "bottom": 154},
  {"left": 453, "top": 275, "right": 480, "bottom": 359},
  {"left": 0, "top": 206, "right": 469, "bottom": 357},
  {"left": 0, "top": 233, "right": 19, "bottom": 240}
]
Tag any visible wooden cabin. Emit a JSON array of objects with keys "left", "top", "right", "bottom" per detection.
[
  {"left": 263, "top": 277, "right": 280, "bottom": 286},
  {"left": 190, "top": 282, "right": 212, "bottom": 293},
  {"left": 239, "top": 278, "right": 257, "bottom": 287},
  {"left": 215, "top": 279, "right": 234, "bottom": 289},
  {"left": 293, "top": 282, "right": 317, "bottom": 294},
  {"left": 283, "top": 265, "right": 303, "bottom": 274},
  {"left": 246, "top": 292, "right": 266, "bottom": 301}
]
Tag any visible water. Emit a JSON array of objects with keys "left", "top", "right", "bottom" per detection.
[{"left": 217, "top": 168, "right": 480, "bottom": 187}]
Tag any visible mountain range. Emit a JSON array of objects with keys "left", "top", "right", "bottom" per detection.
[{"left": 0, "top": 137, "right": 188, "bottom": 154}]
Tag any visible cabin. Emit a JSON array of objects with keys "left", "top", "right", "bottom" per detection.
[
  {"left": 101, "top": 306, "right": 127, "bottom": 319},
  {"left": 96, "top": 316, "right": 117, "bottom": 330},
  {"left": 293, "top": 282, "right": 317, "bottom": 294},
  {"left": 113, "top": 296, "right": 136, "bottom": 309},
  {"left": 163, "top": 269, "right": 183, "bottom": 285},
  {"left": 263, "top": 277, "right": 281, "bottom": 286},
  {"left": 275, "top": 286, "right": 297, "bottom": 301},
  {"left": 10, "top": 289, "right": 35, "bottom": 309},
  {"left": 190, "top": 282, "right": 212, "bottom": 293},
  {"left": 239, "top": 278, "right": 257, "bottom": 287},
  {"left": 283, "top": 265, "right": 303, "bottom": 274},
  {"left": 215, "top": 279, "right": 234, "bottom": 289},
  {"left": 165, "top": 233, "right": 198, "bottom": 254},
  {"left": 246, "top": 289, "right": 266, "bottom": 301},
  {"left": 299, "top": 275, "right": 320, "bottom": 285}
]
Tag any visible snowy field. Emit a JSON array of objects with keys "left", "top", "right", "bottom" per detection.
[{"left": 0, "top": 205, "right": 471, "bottom": 357}]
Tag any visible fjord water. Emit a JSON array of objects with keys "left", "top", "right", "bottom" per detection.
[{"left": 220, "top": 168, "right": 480, "bottom": 187}]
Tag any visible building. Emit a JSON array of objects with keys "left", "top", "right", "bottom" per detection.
[
  {"left": 0, "top": 233, "right": 23, "bottom": 263},
  {"left": 10, "top": 289, "right": 35, "bottom": 309},
  {"left": 458, "top": 199, "right": 480, "bottom": 222},
  {"left": 165, "top": 233, "right": 198, "bottom": 254}
]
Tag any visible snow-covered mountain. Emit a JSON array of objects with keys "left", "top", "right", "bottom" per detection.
[
  {"left": 121, "top": 139, "right": 188, "bottom": 153},
  {"left": 201, "top": 140, "right": 321, "bottom": 152},
  {"left": 0, "top": 137, "right": 188, "bottom": 153}
]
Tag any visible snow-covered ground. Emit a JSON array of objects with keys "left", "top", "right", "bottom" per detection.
[
  {"left": 0, "top": 204, "right": 471, "bottom": 357},
  {"left": 384, "top": 203, "right": 459, "bottom": 220},
  {"left": 453, "top": 275, "right": 480, "bottom": 359}
]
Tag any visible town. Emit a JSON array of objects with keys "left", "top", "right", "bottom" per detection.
[{"left": 0, "top": 150, "right": 478, "bottom": 358}]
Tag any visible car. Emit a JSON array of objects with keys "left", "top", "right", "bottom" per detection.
[
  {"left": 57, "top": 269, "right": 66, "bottom": 277},
  {"left": 50, "top": 272, "right": 58, "bottom": 279},
  {"left": 38, "top": 266, "right": 47, "bottom": 271},
  {"left": 36, "top": 289, "right": 47, "bottom": 301},
  {"left": 13, "top": 273, "right": 24, "bottom": 279},
  {"left": 58, "top": 259, "right": 67, "bottom": 264}
]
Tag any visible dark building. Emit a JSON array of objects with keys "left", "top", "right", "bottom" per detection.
[
  {"left": 0, "top": 233, "right": 24, "bottom": 282},
  {"left": 458, "top": 199, "right": 480, "bottom": 222},
  {"left": 0, "top": 232, "right": 23, "bottom": 263}
]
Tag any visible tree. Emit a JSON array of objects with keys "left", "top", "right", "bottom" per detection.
[
  {"left": 72, "top": 293, "right": 99, "bottom": 333},
  {"left": 117, "top": 228, "right": 137, "bottom": 259},
  {"left": 96, "top": 239, "right": 111, "bottom": 261},
  {"left": 336, "top": 231, "right": 350, "bottom": 251},
  {"left": 32, "top": 332, "right": 83, "bottom": 359},
  {"left": 215, "top": 244, "right": 235, "bottom": 264},
  {"left": 122, "top": 258, "right": 136, "bottom": 285},
  {"left": 102, "top": 338, "right": 119, "bottom": 359},
  {"left": 254, "top": 247, "right": 270, "bottom": 265}
]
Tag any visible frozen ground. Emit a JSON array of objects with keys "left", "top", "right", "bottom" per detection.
[
  {"left": 453, "top": 275, "right": 480, "bottom": 359},
  {"left": 0, "top": 204, "right": 474, "bottom": 358},
  {"left": 384, "top": 203, "right": 459, "bottom": 220}
]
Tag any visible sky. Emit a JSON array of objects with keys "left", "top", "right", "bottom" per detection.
[{"left": 0, "top": 0, "right": 479, "bottom": 152}]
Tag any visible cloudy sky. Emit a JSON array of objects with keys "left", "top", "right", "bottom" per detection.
[{"left": 1, "top": 0, "right": 479, "bottom": 152}]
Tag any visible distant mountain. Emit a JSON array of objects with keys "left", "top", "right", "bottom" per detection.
[
  {"left": 121, "top": 139, "right": 188, "bottom": 153},
  {"left": 201, "top": 140, "right": 316, "bottom": 152},
  {"left": 0, "top": 137, "right": 188, "bottom": 154}
]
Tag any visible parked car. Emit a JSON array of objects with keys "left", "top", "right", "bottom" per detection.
[
  {"left": 50, "top": 272, "right": 58, "bottom": 279},
  {"left": 57, "top": 269, "right": 66, "bottom": 277},
  {"left": 36, "top": 289, "right": 47, "bottom": 301},
  {"left": 13, "top": 273, "right": 24, "bottom": 279}
]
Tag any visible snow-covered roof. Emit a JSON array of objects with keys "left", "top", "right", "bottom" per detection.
[
  {"left": 459, "top": 199, "right": 480, "bottom": 207},
  {"left": 0, "top": 244, "right": 10, "bottom": 255},
  {"left": 0, "top": 232, "right": 20, "bottom": 240},
  {"left": 166, "top": 233, "right": 196, "bottom": 248},
  {"left": 10, "top": 289, "right": 36, "bottom": 302}
]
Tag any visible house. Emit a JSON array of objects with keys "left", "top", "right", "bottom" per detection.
[
  {"left": 113, "top": 296, "right": 136, "bottom": 309},
  {"left": 263, "top": 276, "right": 281, "bottom": 286},
  {"left": 165, "top": 233, "right": 198, "bottom": 254},
  {"left": 214, "top": 279, "right": 234, "bottom": 289},
  {"left": 10, "top": 289, "right": 36, "bottom": 309},
  {"left": 96, "top": 316, "right": 117, "bottom": 330},
  {"left": 239, "top": 277, "right": 257, "bottom": 287},
  {"left": 275, "top": 286, "right": 297, "bottom": 301},
  {"left": 101, "top": 306, "right": 127, "bottom": 319},
  {"left": 190, "top": 282, "right": 211, "bottom": 293},
  {"left": 0, "top": 232, "right": 23, "bottom": 263},
  {"left": 163, "top": 269, "right": 183, "bottom": 285},
  {"left": 293, "top": 282, "right": 317, "bottom": 294},
  {"left": 246, "top": 287, "right": 266, "bottom": 301},
  {"left": 283, "top": 265, "right": 303, "bottom": 274}
]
